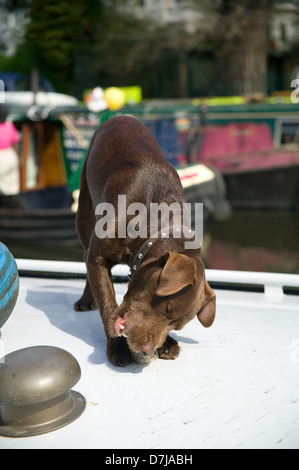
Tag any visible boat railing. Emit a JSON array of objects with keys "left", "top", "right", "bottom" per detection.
[{"left": 16, "top": 259, "right": 299, "bottom": 297}]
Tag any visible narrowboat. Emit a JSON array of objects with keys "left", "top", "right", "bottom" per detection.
[{"left": 126, "top": 100, "right": 299, "bottom": 209}]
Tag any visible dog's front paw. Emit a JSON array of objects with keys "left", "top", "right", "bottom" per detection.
[
  {"left": 107, "top": 337, "right": 132, "bottom": 367},
  {"left": 158, "top": 335, "right": 180, "bottom": 360},
  {"left": 74, "top": 294, "right": 96, "bottom": 311}
]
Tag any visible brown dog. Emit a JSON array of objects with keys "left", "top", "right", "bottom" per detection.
[{"left": 74, "top": 116, "right": 216, "bottom": 366}]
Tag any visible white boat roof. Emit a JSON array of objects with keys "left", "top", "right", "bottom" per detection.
[
  {"left": 1, "top": 260, "right": 299, "bottom": 449},
  {"left": 4, "top": 91, "right": 78, "bottom": 107}
]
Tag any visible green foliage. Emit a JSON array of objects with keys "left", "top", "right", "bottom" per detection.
[
  {"left": 2, "top": 0, "right": 299, "bottom": 97},
  {"left": 27, "top": 0, "right": 104, "bottom": 66},
  {"left": 0, "top": 39, "right": 38, "bottom": 74},
  {"left": 13, "top": 0, "right": 106, "bottom": 92}
]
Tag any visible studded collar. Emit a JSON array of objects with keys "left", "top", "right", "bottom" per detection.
[{"left": 128, "top": 225, "right": 194, "bottom": 279}]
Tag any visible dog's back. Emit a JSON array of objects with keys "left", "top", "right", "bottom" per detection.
[{"left": 85, "top": 116, "right": 185, "bottom": 208}]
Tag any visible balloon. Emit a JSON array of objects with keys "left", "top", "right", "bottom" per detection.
[{"left": 104, "top": 87, "right": 126, "bottom": 111}]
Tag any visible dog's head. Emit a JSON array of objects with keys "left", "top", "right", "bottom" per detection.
[{"left": 114, "top": 251, "right": 216, "bottom": 358}]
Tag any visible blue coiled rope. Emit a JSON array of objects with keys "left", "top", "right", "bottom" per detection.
[{"left": 0, "top": 242, "right": 19, "bottom": 329}]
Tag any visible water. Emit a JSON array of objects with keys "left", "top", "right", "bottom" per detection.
[
  {"left": 203, "top": 209, "right": 299, "bottom": 274},
  {"left": 4, "top": 209, "right": 299, "bottom": 275}
]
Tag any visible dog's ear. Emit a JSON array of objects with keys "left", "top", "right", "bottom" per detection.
[
  {"left": 197, "top": 281, "right": 216, "bottom": 327},
  {"left": 156, "top": 251, "right": 196, "bottom": 297}
]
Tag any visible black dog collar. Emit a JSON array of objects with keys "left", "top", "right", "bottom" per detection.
[{"left": 128, "top": 225, "right": 194, "bottom": 279}]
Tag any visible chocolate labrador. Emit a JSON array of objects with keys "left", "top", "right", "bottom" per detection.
[{"left": 74, "top": 116, "right": 216, "bottom": 366}]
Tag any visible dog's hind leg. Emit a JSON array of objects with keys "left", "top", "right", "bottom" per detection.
[{"left": 74, "top": 158, "right": 96, "bottom": 311}]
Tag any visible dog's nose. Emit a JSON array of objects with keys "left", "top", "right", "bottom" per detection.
[{"left": 142, "top": 344, "right": 155, "bottom": 357}]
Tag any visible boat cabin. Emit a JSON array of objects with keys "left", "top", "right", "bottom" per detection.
[{"left": 14, "top": 118, "right": 69, "bottom": 193}]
